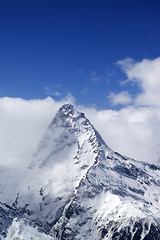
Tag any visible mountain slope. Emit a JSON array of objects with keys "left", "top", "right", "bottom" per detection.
[
  {"left": 11, "top": 104, "right": 107, "bottom": 231},
  {"left": 0, "top": 202, "right": 54, "bottom": 240},
  {"left": 50, "top": 145, "right": 160, "bottom": 239},
  {"left": 0, "top": 104, "right": 160, "bottom": 239}
]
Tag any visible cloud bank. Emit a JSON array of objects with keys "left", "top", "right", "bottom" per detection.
[
  {"left": 82, "top": 106, "right": 160, "bottom": 164},
  {"left": 0, "top": 97, "right": 73, "bottom": 167},
  {"left": 0, "top": 99, "right": 160, "bottom": 166}
]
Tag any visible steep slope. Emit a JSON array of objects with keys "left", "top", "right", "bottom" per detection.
[
  {"left": 50, "top": 147, "right": 160, "bottom": 239},
  {"left": 2, "top": 104, "right": 109, "bottom": 234},
  {"left": 0, "top": 202, "right": 54, "bottom": 240},
  {"left": 0, "top": 104, "right": 160, "bottom": 239}
]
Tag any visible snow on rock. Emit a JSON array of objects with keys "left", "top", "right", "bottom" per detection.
[
  {"left": 0, "top": 104, "right": 160, "bottom": 239},
  {"left": 6, "top": 218, "right": 54, "bottom": 240},
  {"left": 0, "top": 202, "right": 54, "bottom": 240},
  {"left": 49, "top": 140, "right": 160, "bottom": 239}
]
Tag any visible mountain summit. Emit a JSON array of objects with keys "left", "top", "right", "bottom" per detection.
[{"left": 0, "top": 104, "right": 160, "bottom": 239}]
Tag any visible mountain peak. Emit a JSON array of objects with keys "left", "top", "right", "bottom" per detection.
[
  {"left": 58, "top": 103, "right": 74, "bottom": 115},
  {"left": 1, "top": 104, "right": 160, "bottom": 239},
  {"left": 60, "top": 103, "right": 74, "bottom": 110},
  {"left": 50, "top": 104, "right": 86, "bottom": 128}
]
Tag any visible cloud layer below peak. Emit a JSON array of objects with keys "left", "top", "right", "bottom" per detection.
[{"left": 0, "top": 96, "right": 159, "bottom": 167}]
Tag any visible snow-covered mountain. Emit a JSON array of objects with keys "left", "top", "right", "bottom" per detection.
[{"left": 0, "top": 104, "right": 160, "bottom": 239}]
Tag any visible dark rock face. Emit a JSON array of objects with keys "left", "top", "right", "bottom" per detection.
[
  {"left": 98, "top": 220, "right": 160, "bottom": 240},
  {"left": 0, "top": 203, "right": 20, "bottom": 238},
  {"left": 144, "top": 223, "right": 160, "bottom": 240},
  {"left": 53, "top": 203, "right": 160, "bottom": 240}
]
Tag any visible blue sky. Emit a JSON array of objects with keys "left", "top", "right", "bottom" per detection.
[{"left": 0, "top": 0, "right": 160, "bottom": 109}]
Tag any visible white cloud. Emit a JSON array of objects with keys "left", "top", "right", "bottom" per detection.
[
  {"left": 0, "top": 97, "right": 55, "bottom": 165},
  {"left": 89, "top": 71, "right": 102, "bottom": 83},
  {"left": 80, "top": 105, "right": 160, "bottom": 164},
  {"left": 117, "top": 57, "right": 160, "bottom": 107},
  {"left": 45, "top": 84, "right": 62, "bottom": 97},
  {"left": 53, "top": 91, "right": 61, "bottom": 97},
  {"left": 108, "top": 91, "right": 132, "bottom": 106},
  {"left": 0, "top": 95, "right": 74, "bottom": 167}
]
